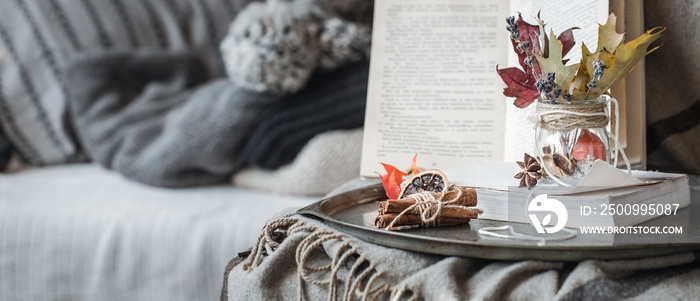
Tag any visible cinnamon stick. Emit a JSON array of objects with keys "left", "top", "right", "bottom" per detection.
[
  {"left": 378, "top": 187, "right": 477, "bottom": 215},
  {"left": 379, "top": 205, "right": 481, "bottom": 219},
  {"left": 375, "top": 207, "right": 483, "bottom": 228}
]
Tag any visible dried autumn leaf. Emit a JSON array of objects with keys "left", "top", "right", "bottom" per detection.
[
  {"left": 508, "top": 14, "right": 576, "bottom": 78},
  {"left": 535, "top": 29, "right": 580, "bottom": 93},
  {"left": 558, "top": 27, "right": 578, "bottom": 58},
  {"left": 570, "top": 47, "right": 616, "bottom": 96},
  {"left": 593, "top": 13, "right": 625, "bottom": 54},
  {"left": 496, "top": 66, "right": 540, "bottom": 108},
  {"left": 570, "top": 13, "right": 662, "bottom": 99},
  {"left": 584, "top": 27, "right": 664, "bottom": 98},
  {"left": 570, "top": 14, "right": 622, "bottom": 95},
  {"left": 377, "top": 163, "right": 407, "bottom": 200},
  {"left": 512, "top": 13, "right": 544, "bottom": 70},
  {"left": 569, "top": 49, "right": 591, "bottom": 95}
]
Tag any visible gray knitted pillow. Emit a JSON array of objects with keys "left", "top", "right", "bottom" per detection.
[{"left": 0, "top": 0, "right": 251, "bottom": 166}]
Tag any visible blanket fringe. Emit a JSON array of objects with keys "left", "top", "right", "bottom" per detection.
[
  {"left": 389, "top": 285, "right": 419, "bottom": 301},
  {"left": 242, "top": 217, "right": 394, "bottom": 301}
]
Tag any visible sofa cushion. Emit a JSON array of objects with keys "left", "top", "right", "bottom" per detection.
[{"left": 0, "top": 0, "right": 251, "bottom": 166}]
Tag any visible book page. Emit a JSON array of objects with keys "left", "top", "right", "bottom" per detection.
[
  {"left": 503, "top": 0, "right": 610, "bottom": 162},
  {"left": 360, "top": 0, "right": 510, "bottom": 177},
  {"left": 608, "top": 0, "right": 645, "bottom": 169}
]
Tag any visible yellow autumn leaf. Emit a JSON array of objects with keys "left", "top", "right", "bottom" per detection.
[
  {"left": 585, "top": 27, "right": 665, "bottom": 98},
  {"left": 593, "top": 12, "right": 625, "bottom": 54},
  {"left": 570, "top": 13, "right": 624, "bottom": 97},
  {"left": 535, "top": 29, "right": 579, "bottom": 93},
  {"left": 569, "top": 45, "right": 592, "bottom": 95},
  {"left": 571, "top": 48, "right": 616, "bottom": 99}
]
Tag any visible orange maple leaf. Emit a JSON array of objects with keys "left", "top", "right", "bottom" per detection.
[
  {"left": 377, "top": 163, "right": 407, "bottom": 200},
  {"left": 377, "top": 155, "right": 419, "bottom": 199}
]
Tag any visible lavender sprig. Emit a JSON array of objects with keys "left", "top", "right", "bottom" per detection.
[
  {"left": 563, "top": 92, "right": 573, "bottom": 102},
  {"left": 506, "top": 16, "right": 519, "bottom": 40},
  {"left": 537, "top": 72, "right": 565, "bottom": 102},
  {"left": 516, "top": 41, "right": 530, "bottom": 52},
  {"left": 506, "top": 16, "right": 535, "bottom": 65},
  {"left": 586, "top": 59, "right": 606, "bottom": 99},
  {"left": 592, "top": 60, "right": 606, "bottom": 79}
]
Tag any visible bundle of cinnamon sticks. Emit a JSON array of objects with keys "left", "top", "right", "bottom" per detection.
[{"left": 375, "top": 186, "right": 483, "bottom": 229}]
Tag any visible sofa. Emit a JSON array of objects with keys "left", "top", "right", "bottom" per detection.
[{"left": 0, "top": 0, "right": 371, "bottom": 300}]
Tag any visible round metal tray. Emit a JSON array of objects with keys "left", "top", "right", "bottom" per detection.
[{"left": 297, "top": 184, "right": 700, "bottom": 261}]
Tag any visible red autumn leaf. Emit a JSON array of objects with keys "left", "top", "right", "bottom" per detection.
[
  {"left": 572, "top": 129, "right": 607, "bottom": 162},
  {"left": 500, "top": 14, "right": 545, "bottom": 109},
  {"left": 500, "top": 14, "right": 578, "bottom": 109},
  {"left": 508, "top": 14, "right": 578, "bottom": 74},
  {"left": 496, "top": 66, "right": 540, "bottom": 108},
  {"left": 557, "top": 27, "right": 579, "bottom": 66},
  {"left": 511, "top": 14, "right": 543, "bottom": 70},
  {"left": 558, "top": 27, "right": 578, "bottom": 57},
  {"left": 377, "top": 163, "right": 408, "bottom": 200}
]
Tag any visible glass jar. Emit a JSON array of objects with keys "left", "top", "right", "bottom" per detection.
[{"left": 534, "top": 96, "right": 611, "bottom": 186}]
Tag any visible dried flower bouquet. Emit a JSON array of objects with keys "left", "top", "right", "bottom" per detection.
[{"left": 497, "top": 12, "right": 664, "bottom": 108}]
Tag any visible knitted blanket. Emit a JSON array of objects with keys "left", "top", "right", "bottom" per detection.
[
  {"left": 64, "top": 50, "right": 368, "bottom": 187},
  {"left": 223, "top": 210, "right": 700, "bottom": 300}
]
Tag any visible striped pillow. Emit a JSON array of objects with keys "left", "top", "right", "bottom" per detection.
[{"left": 0, "top": 0, "right": 251, "bottom": 166}]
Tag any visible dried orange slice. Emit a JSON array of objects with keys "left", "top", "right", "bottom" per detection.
[{"left": 398, "top": 170, "right": 449, "bottom": 198}]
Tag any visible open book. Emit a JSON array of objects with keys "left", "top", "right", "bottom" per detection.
[{"left": 360, "top": 0, "right": 646, "bottom": 177}]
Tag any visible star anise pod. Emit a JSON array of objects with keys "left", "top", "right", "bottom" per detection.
[{"left": 515, "top": 153, "right": 542, "bottom": 189}]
